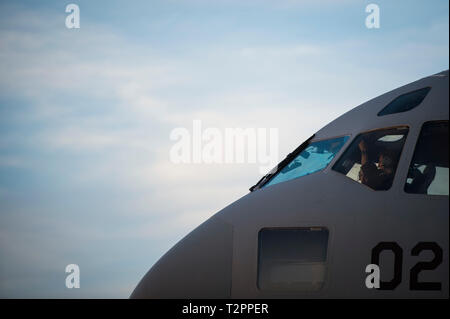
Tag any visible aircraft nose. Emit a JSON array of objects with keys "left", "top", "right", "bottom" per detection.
[{"left": 130, "top": 216, "right": 233, "bottom": 298}]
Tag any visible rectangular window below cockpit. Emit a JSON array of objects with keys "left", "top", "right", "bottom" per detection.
[{"left": 257, "top": 227, "right": 329, "bottom": 292}]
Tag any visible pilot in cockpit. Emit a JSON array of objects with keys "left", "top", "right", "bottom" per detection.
[{"left": 358, "top": 140, "right": 395, "bottom": 190}]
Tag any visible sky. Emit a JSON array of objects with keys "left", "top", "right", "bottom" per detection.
[{"left": 0, "top": 0, "right": 448, "bottom": 298}]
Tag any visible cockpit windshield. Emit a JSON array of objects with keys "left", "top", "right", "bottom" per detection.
[{"left": 262, "top": 136, "right": 349, "bottom": 188}]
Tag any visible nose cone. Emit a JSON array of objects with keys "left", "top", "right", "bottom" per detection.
[{"left": 130, "top": 216, "right": 233, "bottom": 298}]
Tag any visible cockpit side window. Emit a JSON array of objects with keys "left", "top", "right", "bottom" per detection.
[
  {"left": 404, "top": 121, "right": 449, "bottom": 196},
  {"left": 333, "top": 127, "right": 409, "bottom": 190},
  {"left": 262, "top": 136, "right": 349, "bottom": 188}
]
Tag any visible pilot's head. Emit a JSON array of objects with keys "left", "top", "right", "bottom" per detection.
[{"left": 378, "top": 152, "right": 394, "bottom": 174}]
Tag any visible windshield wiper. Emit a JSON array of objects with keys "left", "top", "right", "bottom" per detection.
[{"left": 249, "top": 134, "right": 315, "bottom": 192}]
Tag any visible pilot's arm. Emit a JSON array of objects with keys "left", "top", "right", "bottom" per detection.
[{"left": 358, "top": 140, "right": 368, "bottom": 166}]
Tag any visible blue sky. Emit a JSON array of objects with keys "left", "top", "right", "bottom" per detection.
[{"left": 0, "top": 0, "right": 448, "bottom": 298}]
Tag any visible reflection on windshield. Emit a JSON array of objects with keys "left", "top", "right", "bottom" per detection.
[{"left": 263, "top": 136, "right": 349, "bottom": 188}]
